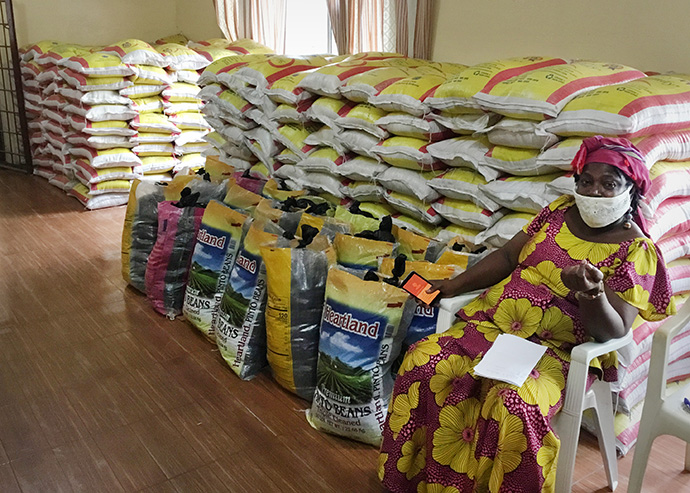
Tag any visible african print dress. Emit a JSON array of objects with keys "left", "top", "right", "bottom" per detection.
[{"left": 378, "top": 195, "right": 675, "bottom": 493}]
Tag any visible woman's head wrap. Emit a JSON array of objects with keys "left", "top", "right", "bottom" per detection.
[
  {"left": 572, "top": 135, "right": 651, "bottom": 235},
  {"left": 571, "top": 136, "right": 650, "bottom": 196}
]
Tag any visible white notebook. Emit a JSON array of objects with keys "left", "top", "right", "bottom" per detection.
[{"left": 473, "top": 334, "right": 548, "bottom": 387}]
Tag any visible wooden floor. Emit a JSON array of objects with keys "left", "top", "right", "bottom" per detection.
[{"left": 0, "top": 170, "right": 689, "bottom": 492}]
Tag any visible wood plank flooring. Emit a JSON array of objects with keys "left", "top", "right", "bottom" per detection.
[{"left": 0, "top": 170, "right": 689, "bottom": 492}]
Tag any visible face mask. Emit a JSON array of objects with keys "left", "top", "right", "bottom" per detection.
[{"left": 574, "top": 186, "right": 632, "bottom": 229}]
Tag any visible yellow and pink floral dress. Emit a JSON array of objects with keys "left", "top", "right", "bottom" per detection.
[{"left": 379, "top": 196, "right": 675, "bottom": 493}]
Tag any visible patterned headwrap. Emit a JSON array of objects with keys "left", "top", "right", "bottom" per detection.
[
  {"left": 571, "top": 135, "right": 651, "bottom": 235},
  {"left": 571, "top": 136, "right": 650, "bottom": 196}
]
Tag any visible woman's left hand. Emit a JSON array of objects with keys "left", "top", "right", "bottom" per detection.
[{"left": 561, "top": 260, "right": 604, "bottom": 294}]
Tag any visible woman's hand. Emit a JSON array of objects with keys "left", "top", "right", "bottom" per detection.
[
  {"left": 561, "top": 260, "right": 604, "bottom": 295},
  {"left": 426, "top": 278, "right": 462, "bottom": 302},
  {"left": 562, "top": 259, "right": 638, "bottom": 342}
]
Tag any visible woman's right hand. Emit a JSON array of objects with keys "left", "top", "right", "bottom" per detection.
[{"left": 426, "top": 278, "right": 462, "bottom": 301}]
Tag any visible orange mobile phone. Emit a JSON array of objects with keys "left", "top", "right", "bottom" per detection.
[{"left": 401, "top": 272, "right": 440, "bottom": 305}]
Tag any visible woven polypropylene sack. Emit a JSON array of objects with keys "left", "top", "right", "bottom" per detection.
[
  {"left": 426, "top": 56, "right": 567, "bottom": 114},
  {"left": 145, "top": 201, "right": 205, "bottom": 318},
  {"left": 306, "top": 267, "right": 415, "bottom": 445},
  {"left": 183, "top": 201, "right": 249, "bottom": 340},
  {"left": 539, "top": 75, "right": 690, "bottom": 137},
  {"left": 213, "top": 222, "right": 281, "bottom": 380},
  {"left": 261, "top": 235, "right": 334, "bottom": 400},
  {"left": 479, "top": 173, "right": 564, "bottom": 213},
  {"left": 473, "top": 61, "right": 645, "bottom": 120}
]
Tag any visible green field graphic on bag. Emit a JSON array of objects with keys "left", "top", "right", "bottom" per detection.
[
  {"left": 306, "top": 268, "right": 414, "bottom": 446},
  {"left": 183, "top": 200, "right": 248, "bottom": 340},
  {"left": 214, "top": 223, "right": 278, "bottom": 380}
]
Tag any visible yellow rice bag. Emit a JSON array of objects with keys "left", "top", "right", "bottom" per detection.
[
  {"left": 154, "top": 33, "right": 189, "bottom": 46},
  {"left": 298, "top": 60, "right": 390, "bottom": 98},
  {"left": 384, "top": 190, "right": 443, "bottom": 225},
  {"left": 226, "top": 38, "right": 275, "bottom": 55},
  {"left": 336, "top": 102, "right": 389, "bottom": 139},
  {"left": 474, "top": 61, "right": 645, "bottom": 120},
  {"left": 373, "top": 136, "right": 445, "bottom": 171},
  {"left": 60, "top": 69, "right": 132, "bottom": 91},
  {"left": 265, "top": 71, "right": 313, "bottom": 105},
  {"left": 101, "top": 39, "right": 167, "bottom": 66},
  {"left": 340, "top": 66, "right": 416, "bottom": 103},
  {"left": 431, "top": 197, "right": 505, "bottom": 229},
  {"left": 61, "top": 52, "right": 134, "bottom": 77},
  {"left": 369, "top": 73, "right": 447, "bottom": 116},
  {"left": 156, "top": 43, "right": 209, "bottom": 70},
  {"left": 428, "top": 56, "right": 568, "bottom": 114},
  {"left": 436, "top": 223, "right": 482, "bottom": 248},
  {"left": 334, "top": 233, "right": 395, "bottom": 270},
  {"left": 234, "top": 55, "right": 329, "bottom": 89},
  {"left": 540, "top": 75, "right": 690, "bottom": 137}
]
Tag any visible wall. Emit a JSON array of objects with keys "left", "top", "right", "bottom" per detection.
[
  {"left": 12, "top": 0, "right": 221, "bottom": 47},
  {"left": 175, "top": 0, "right": 223, "bottom": 42},
  {"left": 432, "top": 0, "right": 690, "bottom": 73}
]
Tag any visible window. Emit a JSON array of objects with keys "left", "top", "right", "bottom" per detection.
[{"left": 284, "top": 0, "right": 336, "bottom": 55}]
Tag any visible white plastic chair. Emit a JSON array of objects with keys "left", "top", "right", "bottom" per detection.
[
  {"left": 627, "top": 301, "right": 690, "bottom": 493},
  {"left": 436, "top": 294, "right": 633, "bottom": 492}
]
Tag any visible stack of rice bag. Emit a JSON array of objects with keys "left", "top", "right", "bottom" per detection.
[
  {"left": 157, "top": 40, "right": 217, "bottom": 173},
  {"left": 595, "top": 130, "right": 690, "bottom": 455},
  {"left": 20, "top": 40, "right": 141, "bottom": 209},
  {"left": 19, "top": 36, "right": 273, "bottom": 209},
  {"left": 197, "top": 52, "right": 475, "bottom": 239},
  {"left": 325, "top": 59, "right": 465, "bottom": 238},
  {"left": 21, "top": 41, "right": 83, "bottom": 188},
  {"left": 424, "top": 58, "right": 648, "bottom": 248},
  {"left": 198, "top": 52, "right": 346, "bottom": 184},
  {"left": 101, "top": 38, "right": 205, "bottom": 178},
  {"left": 431, "top": 59, "right": 690, "bottom": 455}
]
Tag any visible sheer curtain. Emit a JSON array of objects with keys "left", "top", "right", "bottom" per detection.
[
  {"left": 395, "top": 0, "right": 434, "bottom": 59},
  {"left": 213, "top": 0, "right": 287, "bottom": 53},
  {"left": 326, "top": 0, "right": 350, "bottom": 55},
  {"left": 352, "top": 0, "right": 386, "bottom": 54},
  {"left": 327, "top": 0, "right": 434, "bottom": 57},
  {"left": 327, "top": 0, "right": 388, "bottom": 55}
]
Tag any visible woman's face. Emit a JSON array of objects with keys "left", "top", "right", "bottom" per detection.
[{"left": 575, "top": 162, "right": 629, "bottom": 197}]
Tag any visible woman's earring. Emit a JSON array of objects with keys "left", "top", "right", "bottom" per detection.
[{"left": 623, "top": 209, "right": 633, "bottom": 229}]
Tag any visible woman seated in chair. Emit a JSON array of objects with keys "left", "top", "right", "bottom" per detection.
[{"left": 379, "top": 136, "right": 676, "bottom": 493}]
